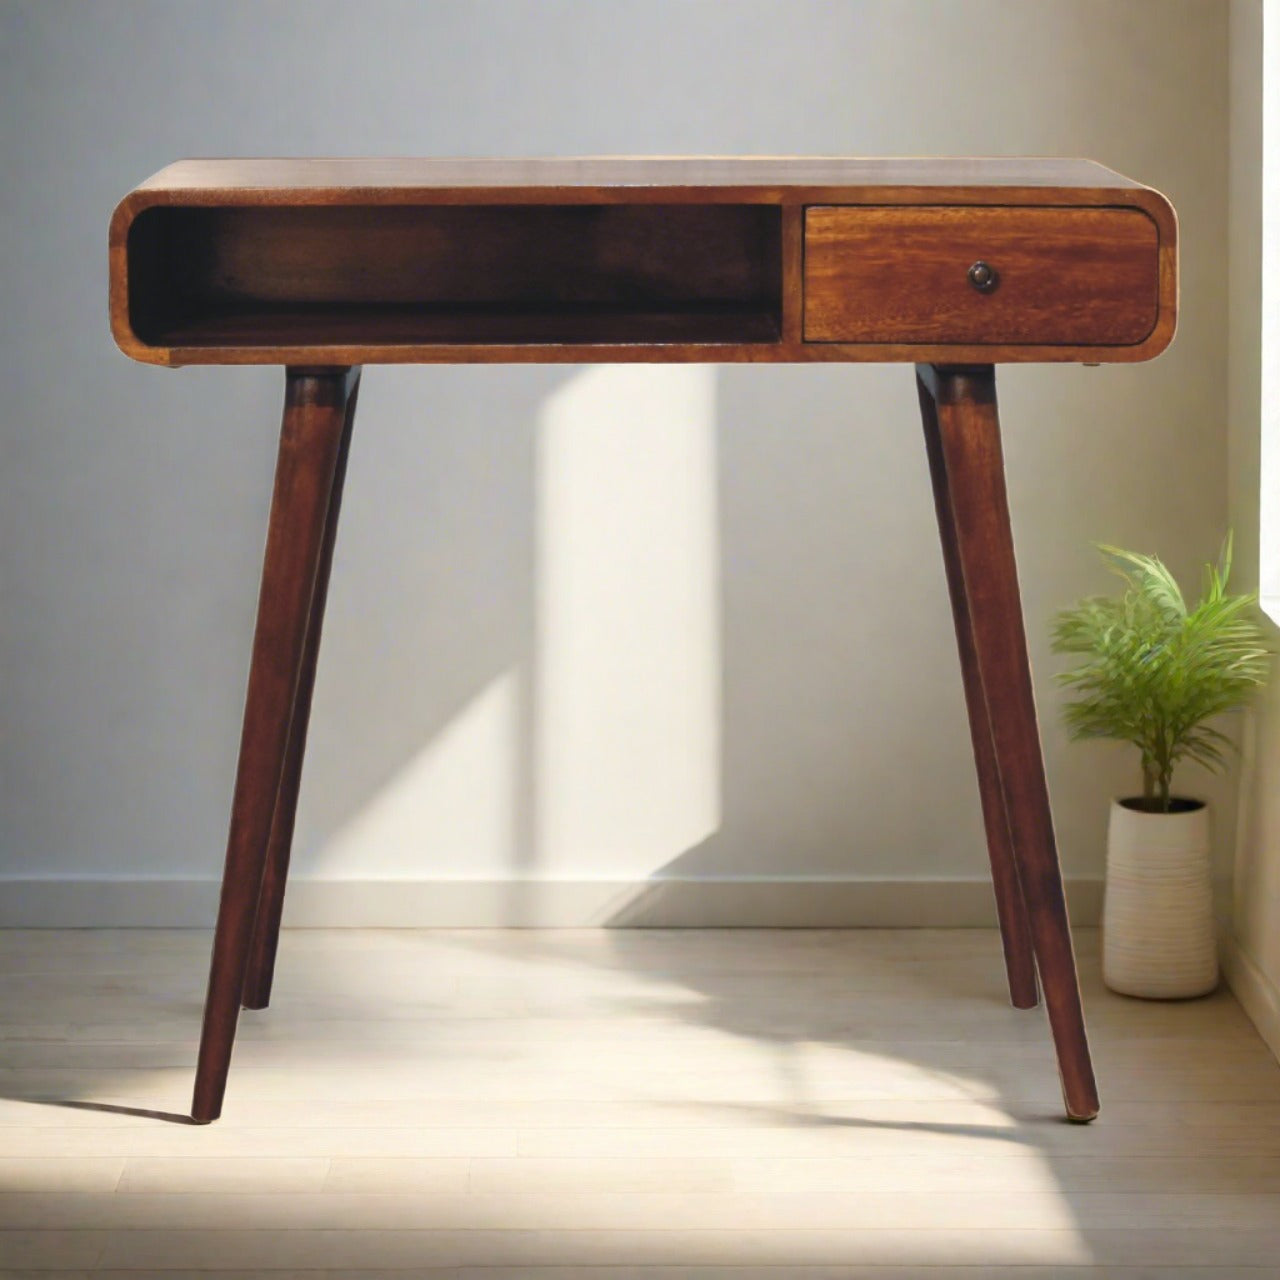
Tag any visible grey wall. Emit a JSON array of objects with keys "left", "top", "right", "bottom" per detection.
[{"left": 0, "top": 1, "right": 1232, "bottom": 915}]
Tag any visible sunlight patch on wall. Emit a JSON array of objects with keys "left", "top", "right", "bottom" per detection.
[
  {"left": 313, "top": 671, "right": 519, "bottom": 878},
  {"left": 535, "top": 364, "right": 722, "bottom": 876}
]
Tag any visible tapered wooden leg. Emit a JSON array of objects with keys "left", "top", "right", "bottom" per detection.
[
  {"left": 917, "top": 374, "right": 1039, "bottom": 1011},
  {"left": 241, "top": 371, "right": 360, "bottom": 1011},
  {"left": 191, "top": 367, "right": 360, "bottom": 1125},
  {"left": 917, "top": 363, "right": 1099, "bottom": 1123}
]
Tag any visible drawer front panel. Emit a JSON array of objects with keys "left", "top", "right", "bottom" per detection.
[{"left": 803, "top": 206, "right": 1160, "bottom": 346}]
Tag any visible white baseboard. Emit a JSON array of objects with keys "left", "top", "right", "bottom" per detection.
[
  {"left": 0, "top": 875, "right": 1104, "bottom": 929},
  {"left": 1222, "top": 933, "right": 1280, "bottom": 1063}
]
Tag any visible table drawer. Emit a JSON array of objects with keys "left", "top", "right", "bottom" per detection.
[{"left": 803, "top": 206, "right": 1160, "bottom": 346}]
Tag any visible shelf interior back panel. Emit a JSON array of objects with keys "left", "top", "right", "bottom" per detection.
[{"left": 127, "top": 203, "right": 785, "bottom": 347}]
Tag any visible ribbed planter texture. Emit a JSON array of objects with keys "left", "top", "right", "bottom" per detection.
[{"left": 1102, "top": 797, "right": 1218, "bottom": 999}]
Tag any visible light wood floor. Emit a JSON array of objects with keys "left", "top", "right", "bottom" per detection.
[{"left": 1, "top": 927, "right": 1279, "bottom": 1277}]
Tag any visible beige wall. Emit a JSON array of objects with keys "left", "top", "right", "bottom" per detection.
[
  {"left": 0, "top": 1, "right": 1233, "bottom": 924},
  {"left": 1228, "top": 0, "right": 1280, "bottom": 1057}
]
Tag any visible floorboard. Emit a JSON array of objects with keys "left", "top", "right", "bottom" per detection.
[{"left": 1, "top": 927, "right": 1278, "bottom": 1275}]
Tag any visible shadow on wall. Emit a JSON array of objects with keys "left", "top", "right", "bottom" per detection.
[
  {"left": 298, "top": 358, "right": 962, "bottom": 919},
  {"left": 304, "top": 363, "right": 722, "bottom": 922}
]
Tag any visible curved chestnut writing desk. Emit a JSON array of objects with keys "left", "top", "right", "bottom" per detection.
[{"left": 109, "top": 157, "right": 1178, "bottom": 1125}]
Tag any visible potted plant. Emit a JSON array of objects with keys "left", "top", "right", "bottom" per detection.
[{"left": 1050, "top": 534, "right": 1270, "bottom": 998}]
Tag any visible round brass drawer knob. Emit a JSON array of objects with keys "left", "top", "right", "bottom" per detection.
[{"left": 967, "top": 260, "right": 999, "bottom": 293}]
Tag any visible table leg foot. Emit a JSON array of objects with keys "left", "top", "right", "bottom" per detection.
[
  {"left": 916, "top": 363, "right": 1099, "bottom": 1122},
  {"left": 191, "top": 366, "right": 359, "bottom": 1125}
]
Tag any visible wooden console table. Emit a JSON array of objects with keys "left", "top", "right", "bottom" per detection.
[{"left": 109, "top": 158, "right": 1178, "bottom": 1125}]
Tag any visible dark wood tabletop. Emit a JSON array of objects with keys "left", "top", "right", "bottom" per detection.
[{"left": 109, "top": 156, "right": 1177, "bottom": 369}]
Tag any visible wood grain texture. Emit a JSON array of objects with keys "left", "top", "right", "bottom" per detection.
[
  {"left": 107, "top": 156, "right": 1178, "bottom": 367},
  {"left": 805, "top": 206, "right": 1159, "bottom": 345},
  {"left": 917, "top": 374, "right": 1038, "bottom": 1011},
  {"left": 917, "top": 364, "right": 1098, "bottom": 1121},
  {"left": 240, "top": 373, "right": 361, "bottom": 1013},
  {"left": 139, "top": 204, "right": 782, "bottom": 307},
  {"left": 191, "top": 368, "right": 358, "bottom": 1125}
]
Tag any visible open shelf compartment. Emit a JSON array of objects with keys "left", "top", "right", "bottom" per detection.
[{"left": 127, "top": 203, "right": 784, "bottom": 350}]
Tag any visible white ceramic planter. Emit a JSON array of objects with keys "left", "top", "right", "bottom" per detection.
[{"left": 1102, "top": 797, "right": 1217, "bottom": 999}]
